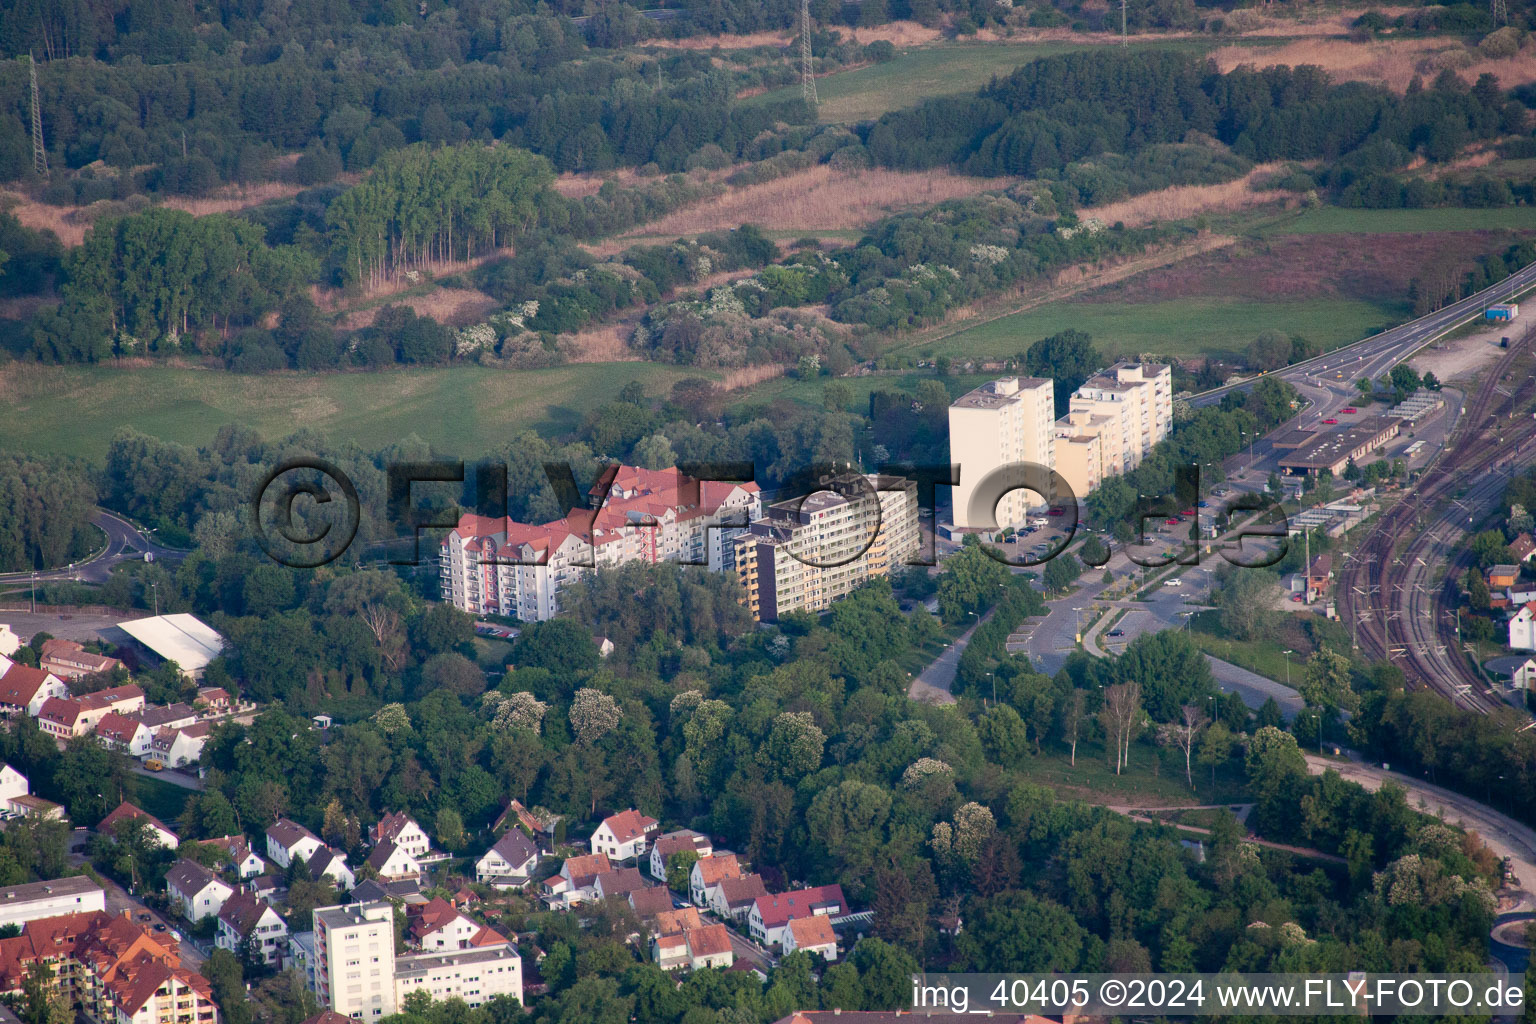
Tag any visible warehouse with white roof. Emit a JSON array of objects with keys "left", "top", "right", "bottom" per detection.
[{"left": 116, "top": 614, "right": 226, "bottom": 679}]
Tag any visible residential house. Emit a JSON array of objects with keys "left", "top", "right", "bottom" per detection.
[
  {"left": 0, "top": 765, "right": 25, "bottom": 807},
  {"left": 1304, "top": 554, "right": 1333, "bottom": 602},
  {"left": 95, "top": 711, "right": 154, "bottom": 757},
  {"left": 1513, "top": 533, "right": 1536, "bottom": 564},
  {"left": 75, "top": 683, "right": 145, "bottom": 722},
  {"left": 648, "top": 830, "right": 712, "bottom": 881},
  {"left": 629, "top": 885, "right": 675, "bottom": 919},
  {"left": 0, "top": 660, "right": 67, "bottom": 716},
  {"left": 35, "top": 697, "right": 88, "bottom": 739},
  {"left": 266, "top": 819, "right": 326, "bottom": 869},
  {"left": 138, "top": 703, "right": 200, "bottom": 731},
  {"left": 216, "top": 890, "right": 288, "bottom": 965},
  {"left": 406, "top": 897, "right": 507, "bottom": 952},
  {"left": 492, "top": 799, "right": 559, "bottom": 851},
  {"left": 1514, "top": 657, "right": 1536, "bottom": 691},
  {"left": 364, "top": 840, "right": 422, "bottom": 882},
  {"left": 651, "top": 931, "right": 690, "bottom": 972},
  {"left": 308, "top": 847, "right": 355, "bottom": 891},
  {"left": 1491, "top": 564, "right": 1522, "bottom": 590},
  {"left": 475, "top": 830, "right": 539, "bottom": 889},
  {"left": 0, "top": 626, "right": 18, "bottom": 658},
  {"left": 748, "top": 885, "right": 846, "bottom": 948},
  {"left": 7, "top": 795, "right": 62, "bottom": 820},
  {"left": 194, "top": 687, "right": 234, "bottom": 715},
  {"left": 590, "top": 809, "right": 659, "bottom": 862},
  {"left": 689, "top": 853, "right": 742, "bottom": 907},
  {"left": 149, "top": 722, "right": 211, "bottom": 767},
  {"left": 201, "top": 835, "right": 266, "bottom": 879},
  {"left": 708, "top": 874, "right": 768, "bottom": 922},
  {"left": 539, "top": 853, "right": 610, "bottom": 908},
  {"left": 97, "top": 801, "right": 179, "bottom": 849},
  {"left": 370, "top": 812, "right": 432, "bottom": 860},
  {"left": 594, "top": 868, "right": 647, "bottom": 902},
  {"left": 682, "top": 924, "right": 734, "bottom": 970},
  {"left": 783, "top": 915, "right": 838, "bottom": 960},
  {"left": 1511, "top": 602, "right": 1536, "bottom": 652},
  {"left": 166, "top": 859, "right": 233, "bottom": 922},
  {"left": 655, "top": 908, "right": 703, "bottom": 935},
  {"left": 38, "top": 638, "right": 123, "bottom": 681}
]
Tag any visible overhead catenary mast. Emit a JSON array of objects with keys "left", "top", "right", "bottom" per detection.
[
  {"left": 27, "top": 54, "right": 47, "bottom": 178},
  {"left": 801, "top": 0, "right": 818, "bottom": 106}
]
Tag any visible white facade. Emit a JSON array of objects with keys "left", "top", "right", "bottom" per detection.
[
  {"left": 267, "top": 820, "right": 326, "bottom": 869},
  {"left": 1512, "top": 605, "right": 1536, "bottom": 651},
  {"left": 372, "top": 813, "right": 432, "bottom": 860},
  {"left": 0, "top": 877, "right": 104, "bottom": 929},
  {"left": 949, "top": 376, "right": 1056, "bottom": 529},
  {"left": 168, "top": 868, "right": 233, "bottom": 922},
  {"left": 0, "top": 626, "right": 18, "bottom": 658},
  {"left": 315, "top": 901, "right": 399, "bottom": 1019},
  {"left": 394, "top": 946, "right": 522, "bottom": 1008},
  {"left": 1052, "top": 362, "right": 1173, "bottom": 501},
  {"left": 0, "top": 765, "right": 27, "bottom": 807},
  {"left": 216, "top": 895, "right": 289, "bottom": 965},
  {"left": 590, "top": 810, "right": 658, "bottom": 862},
  {"left": 440, "top": 465, "right": 760, "bottom": 622}
]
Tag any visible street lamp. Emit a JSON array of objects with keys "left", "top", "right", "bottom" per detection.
[{"left": 1283, "top": 649, "right": 1294, "bottom": 687}]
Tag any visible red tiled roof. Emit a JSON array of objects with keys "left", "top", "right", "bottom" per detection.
[
  {"left": 98, "top": 801, "right": 175, "bottom": 840},
  {"left": 94, "top": 712, "right": 145, "bottom": 744},
  {"left": 36, "top": 697, "right": 82, "bottom": 727},
  {"left": 0, "top": 664, "right": 57, "bottom": 707},
  {"left": 599, "top": 809, "right": 658, "bottom": 844},
  {"left": 788, "top": 914, "right": 837, "bottom": 949},
  {"left": 751, "top": 884, "right": 845, "bottom": 928},
  {"left": 685, "top": 923, "right": 733, "bottom": 957},
  {"left": 694, "top": 854, "right": 741, "bottom": 886}
]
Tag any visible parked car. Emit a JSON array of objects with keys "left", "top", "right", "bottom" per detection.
[
  {"left": 1107, "top": 629, "right": 1125, "bottom": 638},
  {"left": 1048, "top": 507, "right": 1065, "bottom": 516},
  {"left": 1323, "top": 417, "right": 1338, "bottom": 424},
  {"left": 1341, "top": 407, "right": 1357, "bottom": 414},
  {"left": 1291, "top": 593, "right": 1304, "bottom": 602},
  {"left": 1164, "top": 578, "right": 1183, "bottom": 587},
  {"left": 145, "top": 760, "right": 165, "bottom": 772},
  {"left": 1164, "top": 517, "right": 1180, "bottom": 525},
  {"left": 1196, "top": 500, "right": 1210, "bottom": 508}
]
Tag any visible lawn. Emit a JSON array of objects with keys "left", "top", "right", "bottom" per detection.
[
  {"left": 1275, "top": 206, "right": 1536, "bottom": 235},
  {"left": 0, "top": 361, "right": 707, "bottom": 461},
  {"left": 130, "top": 775, "right": 195, "bottom": 826},
  {"left": 752, "top": 37, "right": 1218, "bottom": 123},
  {"left": 921, "top": 295, "right": 1408, "bottom": 362},
  {"left": 1188, "top": 610, "right": 1309, "bottom": 687},
  {"left": 1013, "top": 737, "right": 1252, "bottom": 807}
]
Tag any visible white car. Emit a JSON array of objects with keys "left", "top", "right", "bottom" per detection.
[{"left": 1163, "top": 578, "right": 1183, "bottom": 587}]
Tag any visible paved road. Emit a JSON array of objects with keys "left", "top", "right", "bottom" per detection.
[
  {"left": 0, "top": 508, "right": 183, "bottom": 587},
  {"left": 1192, "top": 261, "right": 1536, "bottom": 410},
  {"left": 129, "top": 763, "right": 205, "bottom": 790}
]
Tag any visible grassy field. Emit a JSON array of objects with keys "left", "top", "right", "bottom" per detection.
[
  {"left": 920, "top": 295, "right": 1407, "bottom": 362},
  {"left": 1275, "top": 206, "right": 1536, "bottom": 235},
  {"left": 753, "top": 38, "right": 1217, "bottom": 122},
  {"left": 0, "top": 361, "right": 706, "bottom": 460},
  {"left": 1016, "top": 737, "right": 1251, "bottom": 806},
  {"left": 131, "top": 775, "right": 195, "bottom": 826}
]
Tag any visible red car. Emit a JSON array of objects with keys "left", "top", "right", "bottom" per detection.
[
  {"left": 1165, "top": 517, "right": 1181, "bottom": 525},
  {"left": 1180, "top": 508, "right": 1196, "bottom": 516},
  {"left": 1323, "top": 417, "right": 1338, "bottom": 424},
  {"left": 1341, "top": 407, "right": 1357, "bottom": 414}
]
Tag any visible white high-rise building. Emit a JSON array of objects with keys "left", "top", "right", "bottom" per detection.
[
  {"left": 312, "top": 901, "right": 522, "bottom": 1018},
  {"left": 440, "top": 465, "right": 760, "bottom": 622},
  {"left": 314, "top": 902, "right": 397, "bottom": 1019},
  {"left": 948, "top": 376, "right": 1056, "bottom": 529},
  {"left": 1053, "top": 361, "right": 1173, "bottom": 502}
]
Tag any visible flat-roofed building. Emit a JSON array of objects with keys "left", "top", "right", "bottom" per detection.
[
  {"left": 948, "top": 376, "right": 1055, "bottom": 529},
  {"left": 1277, "top": 417, "right": 1402, "bottom": 477},
  {"left": 0, "top": 876, "right": 105, "bottom": 929},
  {"left": 1051, "top": 362, "right": 1172, "bottom": 499}
]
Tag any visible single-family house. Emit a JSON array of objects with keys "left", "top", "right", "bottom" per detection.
[
  {"left": 629, "top": 885, "right": 676, "bottom": 919},
  {"left": 689, "top": 853, "right": 742, "bottom": 907},
  {"left": 748, "top": 885, "right": 846, "bottom": 948},
  {"left": 38, "top": 639, "right": 124, "bottom": 681},
  {"left": 0, "top": 661, "right": 67, "bottom": 716},
  {"left": 166, "top": 859, "right": 234, "bottom": 921},
  {"left": 95, "top": 712, "right": 153, "bottom": 757},
  {"left": 1511, "top": 602, "right": 1536, "bottom": 652},
  {"left": 783, "top": 915, "right": 838, "bottom": 960},
  {"left": 655, "top": 907, "right": 703, "bottom": 935},
  {"left": 407, "top": 897, "right": 508, "bottom": 951},
  {"left": 1513, "top": 657, "right": 1536, "bottom": 691},
  {"left": 1491, "top": 564, "right": 1522, "bottom": 590},
  {"left": 369, "top": 811, "right": 432, "bottom": 860},
  {"left": 363, "top": 839, "right": 422, "bottom": 882},
  {"left": 308, "top": 847, "right": 355, "bottom": 890},
  {"left": 1513, "top": 533, "right": 1536, "bottom": 564},
  {"left": 202, "top": 835, "right": 266, "bottom": 878},
  {"left": 0, "top": 765, "right": 26, "bottom": 807},
  {"left": 648, "top": 830, "right": 713, "bottom": 881},
  {"left": 216, "top": 890, "right": 288, "bottom": 965},
  {"left": 683, "top": 924, "right": 734, "bottom": 970},
  {"left": 651, "top": 931, "right": 690, "bottom": 971},
  {"left": 139, "top": 703, "right": 200, "bottom": 732},
  {"left": 492, "top": 799, "right": 560, "bottom": 851},
  {"left": 194, "top": 687, "right": 234, "bottom": 715},
  {"left": 97, "top": 801, "right": 179, "bottom": 849},
  {"left": 149, "top": 722, "right": 210, "bottom": 767},
  {"left": 35, "top": 698, "right": 88, "bottom": 740},
  {"left": 475, "top": 830, "right": 539, "bottom": 889},
  {"left": 540, "top": 852, "right": 611, "bottom": 908},
  {"left": 266, "top": 818, "right": 326, "bottom": 869},
  {"left": 591, "top": 809, "right": 659, "bottom": 862},
  {"left": 594, "top": 868, "right": 647, "bottom": 902},
  {"left": 708, "top": 874, "right": 768, "bottom": 922}
]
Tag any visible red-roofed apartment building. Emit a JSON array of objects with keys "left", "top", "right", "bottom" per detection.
[
  {"left": 439, "top": 464, "right": 761, "bottom": 621},
  {"left": 0, "top": 909, "right": 220, "bottom": 1024},
  {"left": 748, "top": 885, "right": 846, "bottom": 948},
  {"left": 38, "top": 639, "right": 123, "bottom": 681},
  {"left": 406, "top": 897, "right": 509, "bottom": 952}
]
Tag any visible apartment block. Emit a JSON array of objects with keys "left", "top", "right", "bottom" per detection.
[
  {"left": 312, "top": 901, "right": 522, "bottom": 1017},
  {"left": 1052, "top": 362, "right": 1172, "bottom": 501},
  {"left": 735, "top": 475, "right": 919, "bottom": 622},
  {"left": 440, "top": 465, "right": 761, "bottom": 622},
  {"left": 948, "top": 376, "right": 1055, "bottom": 529}
]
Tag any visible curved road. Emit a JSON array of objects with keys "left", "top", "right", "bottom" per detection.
[
  {"left": 1191, "top": 260, "right": 1536, "bottom": 410},
  {"left": 0, "top": 508, "right": 183, "bottom": 587}
]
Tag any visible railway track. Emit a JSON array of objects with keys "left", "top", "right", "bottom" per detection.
[{"left": 1335, "top": 327, "right": 1536, "bottom": 715}]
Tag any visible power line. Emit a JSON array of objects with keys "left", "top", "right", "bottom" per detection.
[
  {"left": 27, "top": 54, "right": 47, "bottom": 179},
  {"left": 801, "top": 0, "right": 818, "bottom": 107}
]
